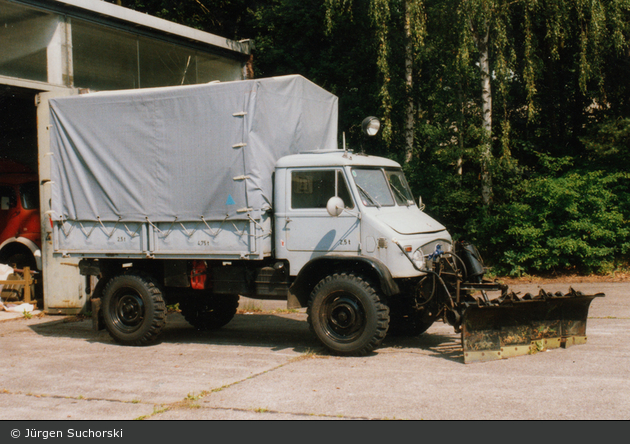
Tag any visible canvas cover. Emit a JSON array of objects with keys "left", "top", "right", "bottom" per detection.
[{"left": 50, "top": 75, "right": 338, "bottom": 223}]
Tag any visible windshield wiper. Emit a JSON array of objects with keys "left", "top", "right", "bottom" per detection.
[
  {"left": 355, "top": 184, "right": 381, "bottom": 208},
  {"left": 390, "top": 183, "right": 412, "bottom": 206}
]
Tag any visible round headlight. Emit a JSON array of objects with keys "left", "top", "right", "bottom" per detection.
[
  {"left": 361, "top": 116, "right": 381, "bottom": 137},
  {"left": 412, "top": 249, "right": 425, "bottom": 270}
]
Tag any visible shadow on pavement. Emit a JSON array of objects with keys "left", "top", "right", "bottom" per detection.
[{"left": 27, "top": 311, "right": 466, "bottom": 363}]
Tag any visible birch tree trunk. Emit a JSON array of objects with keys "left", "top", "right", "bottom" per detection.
[
  {"left": 477, "top": 24, "right": 493, "bottom": 206},
  {"left": 404, "top": 0, "right": 414, "bottom": 164}
]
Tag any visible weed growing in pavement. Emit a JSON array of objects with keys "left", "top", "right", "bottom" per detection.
[
  {"left": 186, "top": 392, "right": 204, "bottom": 401},
  {"left": 167, "top": 303, "right": 180, "bottom": 313},
  {"left": 238, "top": 301, "right": 263, "bottom": 313}
]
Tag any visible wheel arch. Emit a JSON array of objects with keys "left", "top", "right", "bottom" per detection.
[
  {"left": 288, "top": 255, "right": 399, "bottom": 309},
  {"left": 0, "top": 237, "right": 41, "bottom": 270}
]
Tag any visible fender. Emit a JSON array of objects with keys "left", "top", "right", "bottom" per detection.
[
  {"left": 0, "top": 237, "right": 42, "bottom": 271},
  {"left": 288, "top": 255, "right": 400, "bottom": 309}
]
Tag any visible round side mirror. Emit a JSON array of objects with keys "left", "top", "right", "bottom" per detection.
[{"left": 326, "top": 196, "right": 345, "bottom": 217}]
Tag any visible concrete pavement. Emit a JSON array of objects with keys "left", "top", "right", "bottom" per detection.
[{"left": 0, "top": 281, "right": 628, "bottom": 420}]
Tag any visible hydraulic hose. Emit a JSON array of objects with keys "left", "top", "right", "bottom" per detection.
[{"left": 392, "top": 240, "right": 457, "bottom": 310}]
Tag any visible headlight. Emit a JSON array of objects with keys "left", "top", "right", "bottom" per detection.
[{"left": 412, "top": 249, "right": 425, "bottom": 270}]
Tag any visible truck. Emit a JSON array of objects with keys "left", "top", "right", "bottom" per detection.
[
  {"left": 47, "top": 75, "right": 602, "bottom": 363},
  {"left": 0, "top": 161, "right": 41, "bottom": 270},
  {"left": 0, "top": 160, "right": 42, "bottom": 301}
]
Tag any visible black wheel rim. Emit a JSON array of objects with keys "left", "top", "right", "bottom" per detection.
[
  {"left": 110, "top": 290, "right": 145, "bottom": 333},
  {"left": 320, "top": 291, "right": 366, "bottom": 343}
]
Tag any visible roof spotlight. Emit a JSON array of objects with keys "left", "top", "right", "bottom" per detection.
[{"left": 361, "top": 116, "right": 381, "bottom": 137}]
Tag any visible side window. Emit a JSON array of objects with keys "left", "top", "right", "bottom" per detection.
[
  {"left": 0, "top": 186, "right": 17, "bottom": 210},
  {"left": 20, "top": 182, "right": 40, "bottom": 210},
  {"left": 291, "top": 170, "right": 354, "bottom": 210}
]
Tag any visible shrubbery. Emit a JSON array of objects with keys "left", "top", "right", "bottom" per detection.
[{"left": 469, "top": 170, "right": 630, "bottom": 276}]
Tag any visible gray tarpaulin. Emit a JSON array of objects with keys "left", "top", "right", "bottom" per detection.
[{"left": 50, "top": 75, "right": 338, "bottom": 223}]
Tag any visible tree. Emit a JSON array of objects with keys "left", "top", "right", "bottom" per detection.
[
  {"left": 109, "top": 0, "right": 251, "bottom": 39},
  {"left": 105, "top": 0, "right": 630, "bottom": 273},
  {"left": 325, "top": 0, "right": 426, "bottom": 163}
]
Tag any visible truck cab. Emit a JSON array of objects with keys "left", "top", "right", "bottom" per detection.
[
  {"left": 0, "top": 160, "right": 41, "bottom": 272},
  {"left": 275, "top": 150, "right": 452, "bottom": 280}
]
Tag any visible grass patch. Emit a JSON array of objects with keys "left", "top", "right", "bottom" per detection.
[
  {"left": 237, "top": 301, "right": 264, "bottom": 313},
  {"left": 273, "top": 308, "right": 300, "bottom": 314}
]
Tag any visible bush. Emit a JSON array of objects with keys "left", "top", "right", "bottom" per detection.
[{"left": 470, "top": 170, "right": 630, "bottom": 276}]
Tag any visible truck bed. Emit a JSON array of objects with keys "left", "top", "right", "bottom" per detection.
[
  {"left": 54, "top": 215, "right": 272, "bottom": 260},
  {"left": 48, "top": 75, "right": 337, "bottom": 259}
]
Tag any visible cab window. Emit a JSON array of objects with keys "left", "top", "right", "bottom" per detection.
[
  {"left": 20, "top": 182, "right": 39, "bottom": 210},
  {"left": 291, "top": 170, "right": 354, "bottom": 210},
  {"left": 0, "top": 186, "right": 17, "bottom": 210}
]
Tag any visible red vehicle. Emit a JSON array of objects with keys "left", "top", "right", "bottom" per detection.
[{"left": 0, "top": 160, "right": 41, "bottom": 274}]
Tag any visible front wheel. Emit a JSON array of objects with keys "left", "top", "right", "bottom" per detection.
[
  {"left": 388, "top": 294, "right": 437, "bottom": 337},
  {"left": 388, "top": 307, "right": 435, "bottom": 336},
  {"left": 307, "top": 273, "right": 389, "bottom": 356},
  {"left": 101, "top": 273, "right": 166, "bottom": 345}
]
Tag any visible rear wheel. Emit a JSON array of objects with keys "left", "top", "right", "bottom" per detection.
[
  {"left": 179, "top": 292, "right": 239, "bottom": 331},
  {"left": 101, "top": 273, "right": 166, "bottom": 345},
  {"left": 307, "top": 273, "right": 389, "bottom": 356}
]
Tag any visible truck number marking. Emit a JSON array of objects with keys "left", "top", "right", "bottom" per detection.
[
  {"left": 339, "top": 239, "right": 351, "bottom": 246},
  {"left": 117, "top": 237, "right": 127, "bottom": 243},
  {"left": 198, "top": 240, "right": 211, "bottom": 247}
]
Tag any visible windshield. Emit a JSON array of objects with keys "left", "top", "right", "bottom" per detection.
[
  {"left": 352, "top": 169, "right": 393, "bottom": 207},
  {"left": 385, "top": 170, "right": 415, "bottom": 206},
  {"left": 351, "top": 168, "right": 415, "bottom": 208}
]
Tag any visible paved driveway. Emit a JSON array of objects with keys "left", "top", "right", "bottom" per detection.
[{"left": 0, "top": 281, "right": 628, "bottom": 420}]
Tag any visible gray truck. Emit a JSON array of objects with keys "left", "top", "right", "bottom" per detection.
[{"left": 49, "top": 75, "right": 601, "bottom": 362}]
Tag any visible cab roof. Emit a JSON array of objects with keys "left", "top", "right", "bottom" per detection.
[{"left": 275, "top": 150, "right": 402, "bottom": 169}]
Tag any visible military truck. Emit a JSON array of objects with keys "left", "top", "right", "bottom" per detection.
[{"left": 48, "top": 75, "right": 602, "bottom": 362}]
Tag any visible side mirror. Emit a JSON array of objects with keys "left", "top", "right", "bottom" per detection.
[{"left": 326, "top": 196, "right": 345, "bottom": 217}]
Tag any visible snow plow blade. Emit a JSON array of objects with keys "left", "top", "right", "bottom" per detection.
[{"left": 460, "top": 289, "right": 604, "bottom": 364}]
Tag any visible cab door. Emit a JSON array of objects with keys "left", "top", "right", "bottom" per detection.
[{"left": 283, "top": 168, "right": 359, "bottom": 270}]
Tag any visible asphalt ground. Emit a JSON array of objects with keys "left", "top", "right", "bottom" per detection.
[{"left": 0, "top": 281, "right": 628, "bottom": 422}]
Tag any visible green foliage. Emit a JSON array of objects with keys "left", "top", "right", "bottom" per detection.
[
  {"left": 112, "top": 0, "right": 250, "bottom": 38},
  {"left": 581, "top": 117, "right": 630, "bottom": 168},
  {"left": 105, "top": 0, "right": 630, "bottom": 276},
  {"left": 469, "top": 170, "right": 630, "bottom": 276}
]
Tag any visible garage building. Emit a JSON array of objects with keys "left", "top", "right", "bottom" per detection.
[{"left": 1, "top": 0, "right": 252, "bottom": 313}]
